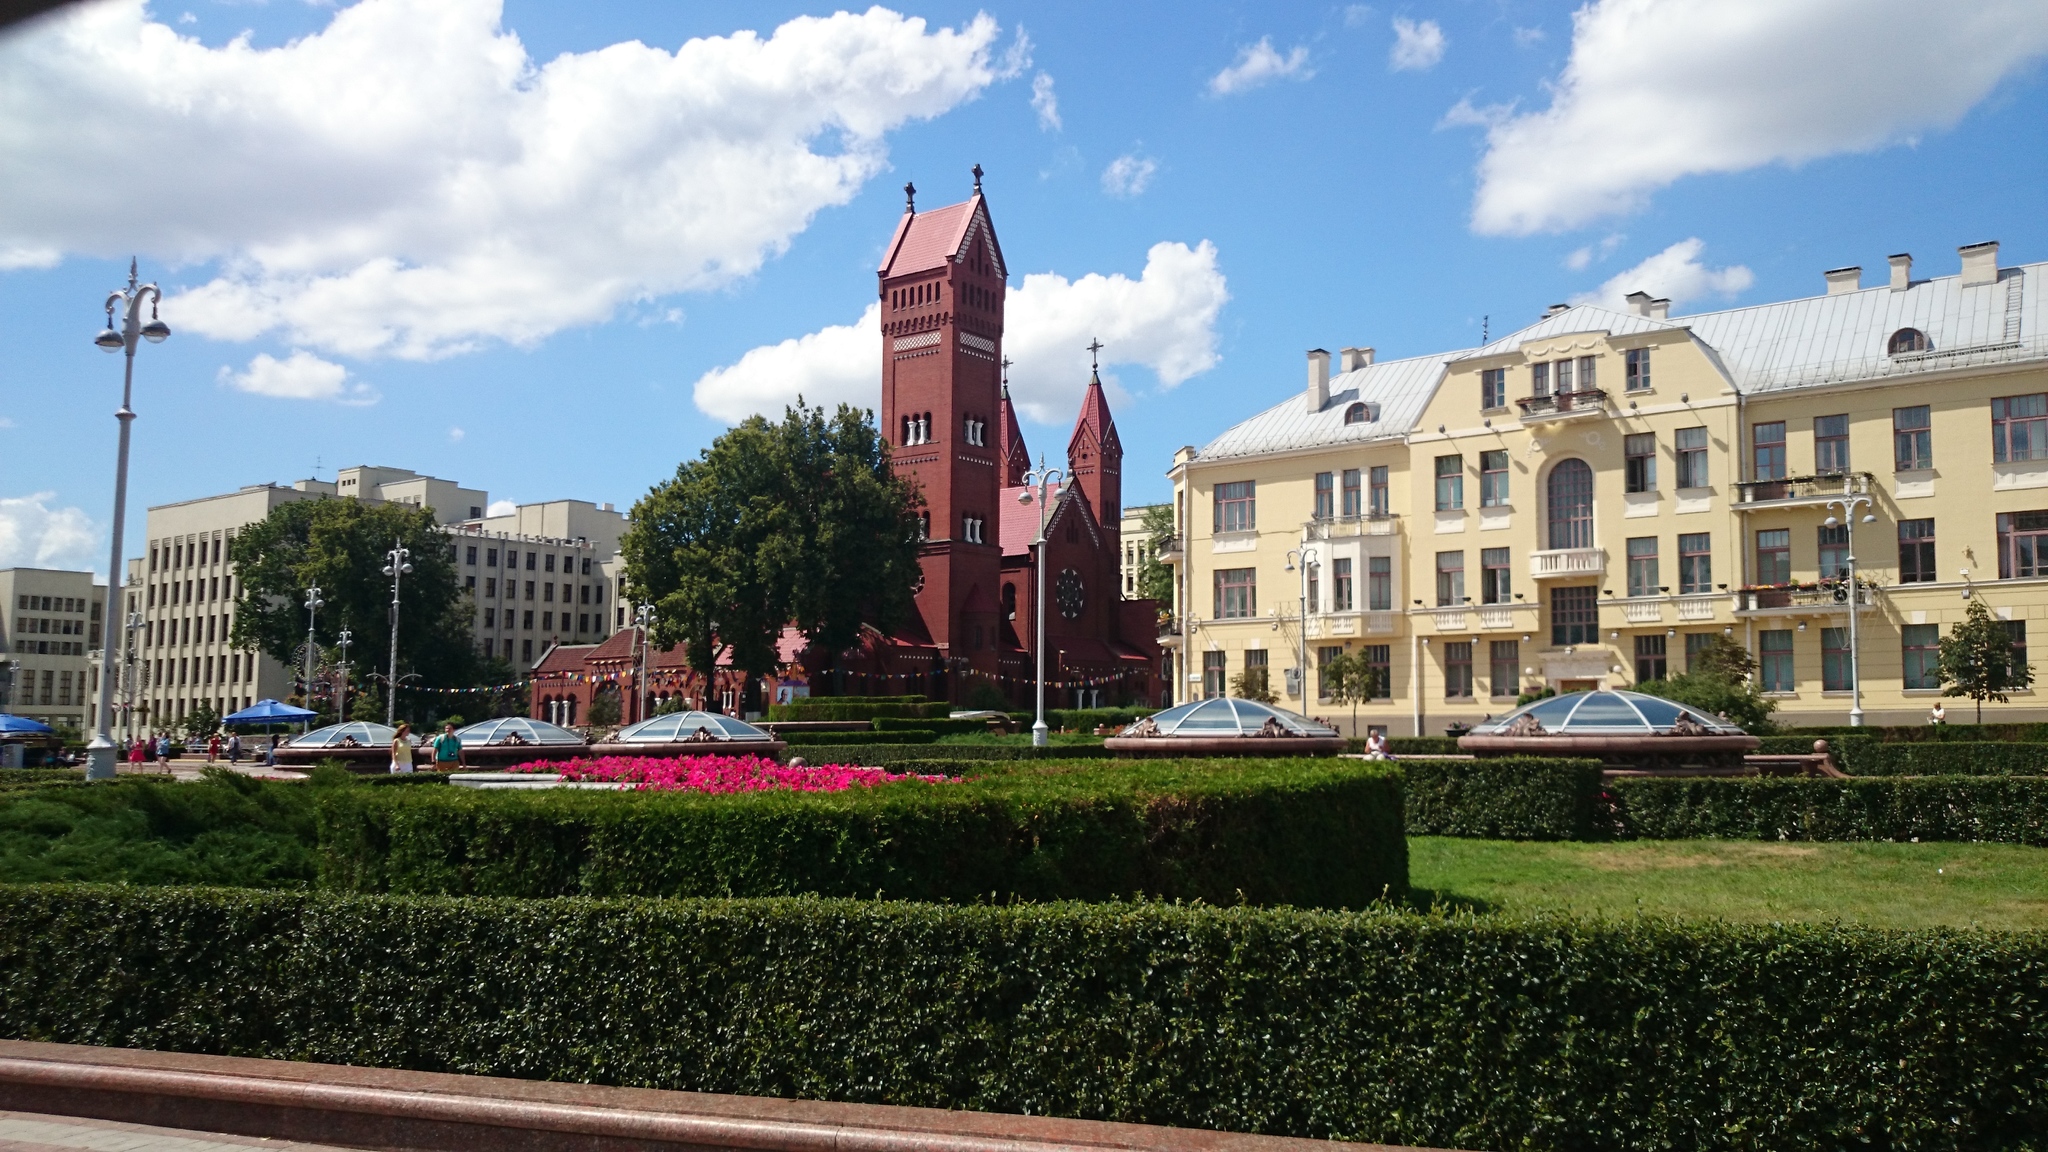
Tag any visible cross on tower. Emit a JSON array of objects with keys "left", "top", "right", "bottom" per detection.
[
  {"left": 1087, "top": 338, "right": 1104, "bottom": 372},
  {"left": 972, "top": 163, "right": 983, "bottom": 192},
  {"left": 903, "top": 181, "right": 916, "bottom": 213},
  {"left": 1001, "top": 354, "right": 1012, "bottom": 387}
]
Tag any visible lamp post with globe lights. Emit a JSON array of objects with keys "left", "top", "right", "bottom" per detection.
[
  {"left": 1016, "top": 456, "right": 1066, "bottom": 747},
  {"left": 302, "top": 586, "right": 324, "bottom": 732},
  {"left": 86, "top": 260, "right": 170, "bottom": 781},
  {"left": 1284, "top": 546, "right": 1320, "bottom": 704},
  {"left": 382, "top": 542, "right": 412, "bottom": 726},
  {"left": 1823, "top": 494, "right": 1878, "bottom": 726}
]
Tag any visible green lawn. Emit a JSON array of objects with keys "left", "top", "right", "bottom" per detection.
[{"left": 1409, "top": 836, "right": 2048, "bottom": 930}]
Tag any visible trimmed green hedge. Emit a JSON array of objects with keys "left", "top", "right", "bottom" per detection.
[
  {"left": 1838, "top": 742, "right": 2048, "bottom": 777},
  {"left": 1754, "top": 734, "right": 1877, "bottom": 760},
  {"left": 0, "top": 773, "right": 316, "bottom": 886},
  {"left": 315, "top": 758, "right": 1406, "bottom": 908},
  {"left": 1345, "top": 737, "right": 1465, "bottom": 755},
  {"left": 872, "top": 717, "right": 991, "bottom": 736},
  {"left": 786, "top": 744, "right": 1117, "bottom": 767},
  {"left": 1401, "top": 757, "right": 1607, "bottom": 840},
  {"left": 2, "top": 887, "right": 2043, "bottom": 1151},
  {"left": 781, "top": 729, "right": 937, "bottom": 747},
  {"left": 1612, "top": 775, "right": 2048, "bottom": 844},
  {"left": 767, "top": 701, "right": 949, "bottom": 722},
  {"left": 1790, "top": 722, "right": 2048, "bottom": 743},
  {"left": 0, "top": 768, "right": 86, "bottom": 792}
]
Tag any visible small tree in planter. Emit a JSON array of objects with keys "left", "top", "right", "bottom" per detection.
[
  {"left": 1229, "top": 665, "right": 1277, "bottom": 704},
  {"left": 1938, "top": 596, "right": 2034, "bottom": 723}
]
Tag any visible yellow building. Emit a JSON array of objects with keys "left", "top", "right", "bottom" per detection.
[{"left": 1165, "top": 242, "right": 2045, "bottom": 734}]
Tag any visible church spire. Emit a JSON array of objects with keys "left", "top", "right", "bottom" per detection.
[
  {"left": 1066, "top": 339, "right": 1123, "bottom": 530},
  {"left": 998, "top": 356, "right": 1029, "bottom": 487}
]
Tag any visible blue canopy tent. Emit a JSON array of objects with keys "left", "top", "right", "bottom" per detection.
[
  {"left": 0, "top": 714, "right": 60, "bottom": 767},
  {"left": 224, "top": 698, "right": 320, "bottom": 737},
  {"left": 0, "top": 715, "right": 55, "bottom": 735}
]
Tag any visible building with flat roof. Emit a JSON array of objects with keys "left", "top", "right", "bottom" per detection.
[{"left": 0, "top": 568, "right": 106, "bottom": 732}]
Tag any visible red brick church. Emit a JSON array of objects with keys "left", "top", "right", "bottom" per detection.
[{"left": 531, "top": 172, "right": 1160, "bottom": 722}]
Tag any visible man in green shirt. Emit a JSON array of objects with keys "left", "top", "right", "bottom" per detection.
[{"left": 429, "top": 724, "right": 464, "bottom": 770}]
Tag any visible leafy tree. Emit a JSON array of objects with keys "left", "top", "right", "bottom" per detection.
[
  {"left": 585, "top": 687, "right": 621, "bottom": 728},
  {"left": 181, "top": 700, "right": 222, "bottom": 742},
  {"left": 1939, "top": 596, "right": 2034, "bottom": 723},
  {"left": 1636, "top": 633, "right": 1776, "bottom": 733},
  {"left": 1136, "top": 503, "right": 1176, "bottom": 604},
  {"left": 1230, "top": 665, "right": 1277, "bottom": 703},
  {"left": 1321, "top": 649, "right": 1367, "bottom": 736},
  {"left": 230, "top": 498, "right": 480, "bottom": 722},
  {"left": 623, "top": 401, "right": 923, "bottom": 714}
]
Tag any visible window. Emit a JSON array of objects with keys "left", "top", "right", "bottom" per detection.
[
  {"left": 1993, "top": 394, "right": 2048, "bottom": 463},
  {"left": 465, "top": 546, "right": 477, "bottom": 565},
  {"left": 1342, "top": 469, "right": 1362, "bottom": 517},
  {"left": 1435, "top": 551, "right": 1465, "bottom": 606},
  {"left": 1215, "top": 481, "right": 1256, "bottom": 532},
  {"left": 525, "top": 580, "right": 536, "bottom": 600},
  {"left": 1624, "top": 433, "right": 1657, "bottom": 493},
  {"left": 1678, "top": 533, "right": 1712, "bottom": 594},
  {"left": 1545, "top": 459, "right": 1594, "bottom": 549},
  {"left": 1676, "top": 427, "right": 1709, "bottom": 489},
  {"left": 1333, "top": 558, "right": 1354, "bottom": 611},
  {"left": 484, "top": 607, "right": 496, "bottom": 628},
  {"left": 1752, "top": 422, "right": 1787, "bottom": 481},
  {"left": 1215, "top": 568, "right": 1256, "bottom": 618},
  {"left": 1902, "top": 624, "right": 1940, "bottom": 689},
  {"left": 1316, "top": 646, "right": 1344, "bottom": 700},
  {"left": 1368, "top": 556, "right": 1392, "bottom": 611},
  {"left": 522, "top": 610, "right": 534, "bottom": 630},
  {"left": 1818, "top": 524, "right": 1850, "bottom": 581},
  {"left": 1555, "top": 357, "right": 1575, "bottom": 394},
  {"left": 1999, "top": 510, "right": 2048, "bottom": 578},
  {"left": 1626, "top": 537, "right": 1660, "bottom": 597},
  {"left": 1531, "top": 361, "right": 1550, "bottom": 398},
  {"left": 1202, "top": 651, "right": 1227, "bottom": 699},
  {"left": 1759, "top": 631, "right": 1795, "bottom": 692},
  {"left": 1822, "top": 627, "right": 1851, "bottom": 692},
  {"left": 542, "top": 611, "right": 554, "bottom": 631},
  {"left": 544, "top": 583, "right": 555, "bottom": 603},
  {"left": 1577, "top": 355, "right": 1596, "bottom": 390},
  {"left": 2007, "top": 621, "right": 2028, "bottom": 679},
  {"left": 1635, "top": 635, "right": 1667, "bottom": 683},
  {"left": 1550, "top": 586, "right": 1599, "bottom": 646},
  {"left": 1624, "top": 347, "right": 1651, "bottom": 392},
  {"left": 1363, "top": 644, "right": 1392, "bottom": 699},
  {"left": 526, "top": 552, "right": 538, "bottom": 570},
  {"left": 1369, "top": 466, "right": 1389, "bottom": 516},
  {"left": 1489, "top": 640, "right": 1520, "bottom": 698},
  {"left": 521, "top": 639, "right": 534, "bottom": 664},
  {"left": 1481, "top": 547, "right": 1512, "bottom": 604},
  {"left": 464, "top": 575, "right": 476, "bottom": 593},
  {"left": 1898, "top": 519, "right": 1936, "bottom": 583},
  {"left": 1434, "top": 456, "right": 1464, "bottom": 511},
  {"left": 1684, "top": 632, "right": 1716, "bottom": 673},
  {"left": 487, "top": 548, "right": 498, "bottom": 567},
  {"left": 1888, "top": 327, "right": 1929, "bottom": 355},
  {"left": 1344, "top": 402, "right": 1371, "bottom": 425},
  {"left": 1479, "top": 450, "right": 1510, "bottom": 507},
  {"left": 1243, "top": 649, "right": 1269, "bottom": 696},
  {"left": 1894, "top": 406, "right": 1932, "bottom": 471},
  {"left": 1443, "top": 641, "right": 1473, "bottom": 699},
  {"left": 545, "top": 554, "right": 556, "bottom": 573},
  {"left": 1302, "top": 561, "right": 1319, "bottom": 613},
  {"left": 1815, "top": 414, "right": 1850, "bottom": 474},
  {"left": 1314, "top": 472, "right": 1334, "bottom": 520},
  {"left": 1755, "top": 529, "right": 1791, "bottom": 585},
  {"left": 1481, "top": 368, "right": 1506, "bottom": 409}
]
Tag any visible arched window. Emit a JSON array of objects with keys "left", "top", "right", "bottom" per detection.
[
  {"left": 1344, "top": 402, "right": 1367, "bottom": 425},
  {"left": 1546, "top": 459, "right": 1594, "bottom": 549},
  {"left": 1888, "top": 328, "right": 1929, "bottom": 355}
]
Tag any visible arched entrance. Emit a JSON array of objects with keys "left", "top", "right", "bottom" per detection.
[{"left": 1546, "top": 458, "right": 1594, "bottom": 549}]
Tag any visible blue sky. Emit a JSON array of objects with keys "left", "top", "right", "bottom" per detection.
[{"left": 2, "top": 0, "right": 2045, "bottom": 576}]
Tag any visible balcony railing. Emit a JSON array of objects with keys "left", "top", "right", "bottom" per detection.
[
  {"left": 1303, "top": 512, "right": 1399, "bottom": 540},
  {"left": 1515, "top": 388, "right": 1608, "bottom": 420},
  {"left": 1529, "top": 547, "right": 1606, "bottom": 579},
  {"left": 1734, "top": 471, "right": 1874, "bottom": 506},
  {"left": 1734, "top": 583, "right": 1875, "bottom": 613}
]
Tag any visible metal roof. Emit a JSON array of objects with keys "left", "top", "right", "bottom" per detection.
[
  {"left": 1197, "top": 349, "right": 1461, "bottom": 461},
  {"left": 1452, "top": 304, "right": 1686, "bottom": 361}
]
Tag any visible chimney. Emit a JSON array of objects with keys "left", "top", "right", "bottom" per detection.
[
  {"left": 1648, "top": 298, "right": 1670, "bottom": 320},
  {"left": 1339, "top": 346, "right": 1375, "bottom": 372},
  {"left": 1960, "top": 241, "right": 1999, "bottom": 287},
  {"left": 1544, "top": 303, "right": 1570, "bottom": 318},
  {"left": 1306, "top": 349, "right": 1330, "bottom": 413},
  {"left": 1824, "top": 266, "right": 1862, "bottom": 295},
  {"left": 1888, "top": 253, "right": 1912, "bottom": 291},
  {"left": 1624, "top": 290, "right": 1654, "bottom": 317}
]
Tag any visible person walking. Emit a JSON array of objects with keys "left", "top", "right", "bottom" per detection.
[
  {"left": 207, "top": 733, "right": 221, "bottom": 763},
  {"left": 265, "top": 733, "right": 278, "bottom": 768},
  {"left": 389, "top": 722, "right": 414, "bottom": 774},
  {"left": 428, "top": 723, "right": 464, "bottom": 772},
  {"left": 153, "top": 733, "right": 169, "bottom": 770},
  {"left": 227, "top": 732, "right": 242, "bottom": 764}
]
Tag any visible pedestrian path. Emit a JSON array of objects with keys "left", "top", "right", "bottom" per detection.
[{"left": 0, "top": 1110, "right": 355, "bottom": 1152}]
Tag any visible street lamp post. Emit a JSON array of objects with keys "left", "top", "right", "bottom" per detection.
[
  {"left": 1016, "top": 456, "right": 1066, "bottom": 747},
  {"left": 86, "top": 260, "right": 170, "bottom": 781},
  {"left": 122, "top": 610, "right": 144, "bottom": 743},
  {"left": 633, "top": 604, "right": 653, "bottom": 722},
  {"left": 335, "top": 628, "right": 353, "bottom": 723},
  {"left": 302, "top": 586, "right": 324, "bottom": 732},
  {"left": 1284, "top": 546, "right": 1319, "bottom": 705},
  {"left": 382, "top": 542, "right": 412, "bottom": 726},
  {"left": 1823, "top": 495, "right": 1877, "bottom": 727}
]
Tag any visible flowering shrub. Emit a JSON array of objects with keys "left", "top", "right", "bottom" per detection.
[{"left": 502, "top": 753, "right": 950, "bottom": 793}]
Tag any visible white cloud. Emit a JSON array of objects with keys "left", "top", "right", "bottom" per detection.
[
  {"left": 1564, "top": 232, "right": 1626, "bottom": 270},
  {"left": 1437, "top": 94, "right": 1515, "bottom": 130},
  {"left": 219, "top": 350, "right": 379, "bottom": 404},
  {"left": 0, "top": 492, "right": 99, "bottom": 572},
  {"left": 1030, "top": 71, "right": 1061, "bottom": 131},
  {"left": 0, "top": 417, "right": 14, "bottom": 429},
  {"left": 1389, "top": 18, "right": 1445, "bottom": 71},
  {"left": 1208, "top": 37, "right": 1312, "bottom": 96},
  {"left": 1464, "top": 0, "right": 2048, "bottom": 235},
  {"left": 694, "top": 240, "right": 1230, "bottom": 425},
  {"left": 448, "top": 426, "right": 465, "bottom": 442},
  {"left": 1100, "top": 153, "right": 1157, "bottom": 198},
  {"left": 1343, "top": 6, "right": 1374, "bottom": 29},
  {"left": 1570, "top": 238, "right": 1754, "bottom": 311},
  {"left": 486, "top": 500, "right": 516, "bottom": 517},
  {"left": 1512, "top": 26, "right": 1545, "bottom": 47},
  {"left": 0, "top": 0, "right": 1010, "bottom": 359}
]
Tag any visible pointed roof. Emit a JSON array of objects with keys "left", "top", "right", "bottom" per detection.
[
  {"left": 998, "top": 385, "right": 1029, "bottom": 486},
  {"left": 1067, "top": 368, "right": 1122, "bottom": 463},
  {"left": 878, "top": 193, "right": 1007, "bottom": 281}
]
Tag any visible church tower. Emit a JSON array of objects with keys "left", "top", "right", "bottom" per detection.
[
  {"left": 1066, "top": 351, "right": 1124, "bottom": 561},
  {"left": 877, "top": 168, "right": 1008, "bottom": 679}
]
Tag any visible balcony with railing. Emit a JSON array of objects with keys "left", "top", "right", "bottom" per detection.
[
  {"left": 1156, "top": 615, "right": 1184, "bottom": 645},
  {"left": 1152, "top": 535, "right": 1182, "bottom": 564},
  {"left": 1733, "top": 582, "right": 1875, "bottom": 615},
  {"left": 1303, "top": 512, "right": 1399, "bottom": 540},
  {"left": 1733, "top": 471, "right": 1874, "bottom": 509},
  {"left": 1515, "top": 388, "right": 1608, "bottom": 424},
  {"left": 1529, "top": 547, "right": 1606, "bottom": 579}
]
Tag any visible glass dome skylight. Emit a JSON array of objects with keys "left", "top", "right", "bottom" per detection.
[
  {"left": 1120, "top": 698, "right": 1340, "bottom": 738},
  {"left": 455, "top": 717, "right": 586, "bottom": 746},
  {"left": 1473, "top": 690, "right": 1746, "bottom": 736},
  {"left": 611, "top": 712, "right": 775, "bottom": 742},
  {"left": 288, "top": 721, "right": 409, "bottom": 748}
]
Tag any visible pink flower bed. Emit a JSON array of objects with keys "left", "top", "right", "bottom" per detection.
[{"left": 502, "top": 752, "right": 951, "bottom": 793}]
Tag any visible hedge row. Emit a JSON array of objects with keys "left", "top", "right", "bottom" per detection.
[
  {"left": 2, "top": 886, "right": 2042, "bottom": 1151},
  {"left": 872, "top": 717, "right": 994, "bottom": 736},
  {"left": 783, "top": 744, "right": 1117, "bottom": 767},
  {"left": 766, "top": 700, "right": 950, "bottom": 722},
  {"left": 1344, "top": 736, "right": 1466, "bottom": 755},
  {"left": 780, "top": 729, "right": 937, "bottom": 747},
  {"left": 0, "top": 768, "right": 85, "bottom": 792},
  {"left": 1402, "top": 757, "right": 1605, "bottom": 840},
  {"left": 1790, "top": 722, "right": 2048, "bottom": 743},
  {"left": 314, "top": 758, "right": 1407, "bottom": 908},
  {"left": 1838, "top": 742, "right": 2048, "bottom": 777},
  {"left": 1612, "top": 776, "right": 2048, "bottom": 844}
]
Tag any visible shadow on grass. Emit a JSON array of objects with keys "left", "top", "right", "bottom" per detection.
[{"left": 1395, "top": 886, "right": 1495, "bottom": 915}]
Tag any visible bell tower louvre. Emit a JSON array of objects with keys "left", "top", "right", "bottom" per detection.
[{"left": 878, "top": 166, "right": 1009, "bottom": 677}]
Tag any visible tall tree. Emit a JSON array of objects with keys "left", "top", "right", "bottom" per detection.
[
  {"left": 1635, "top": 633, "right": 1776, "bottom": 732},
  {"left": 1939, "top": 596, "right": 2034, "bottom": 723},
  {"left": 230, "top": 498, "right": 481, "bottom": 717},
  {"left": 1136, "top": 503, "right": 1176, "bottom": 604},
  {"left": 622, "top": 401, "right": 923, "bottom": 712}
]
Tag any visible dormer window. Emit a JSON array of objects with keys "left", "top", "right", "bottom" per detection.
[
  {"left": 1888, "top": 328, "right": 1929, "bottom": 355},
  {"left": 1343, "top": 402, "right": 1375, "bottom": 425}
]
